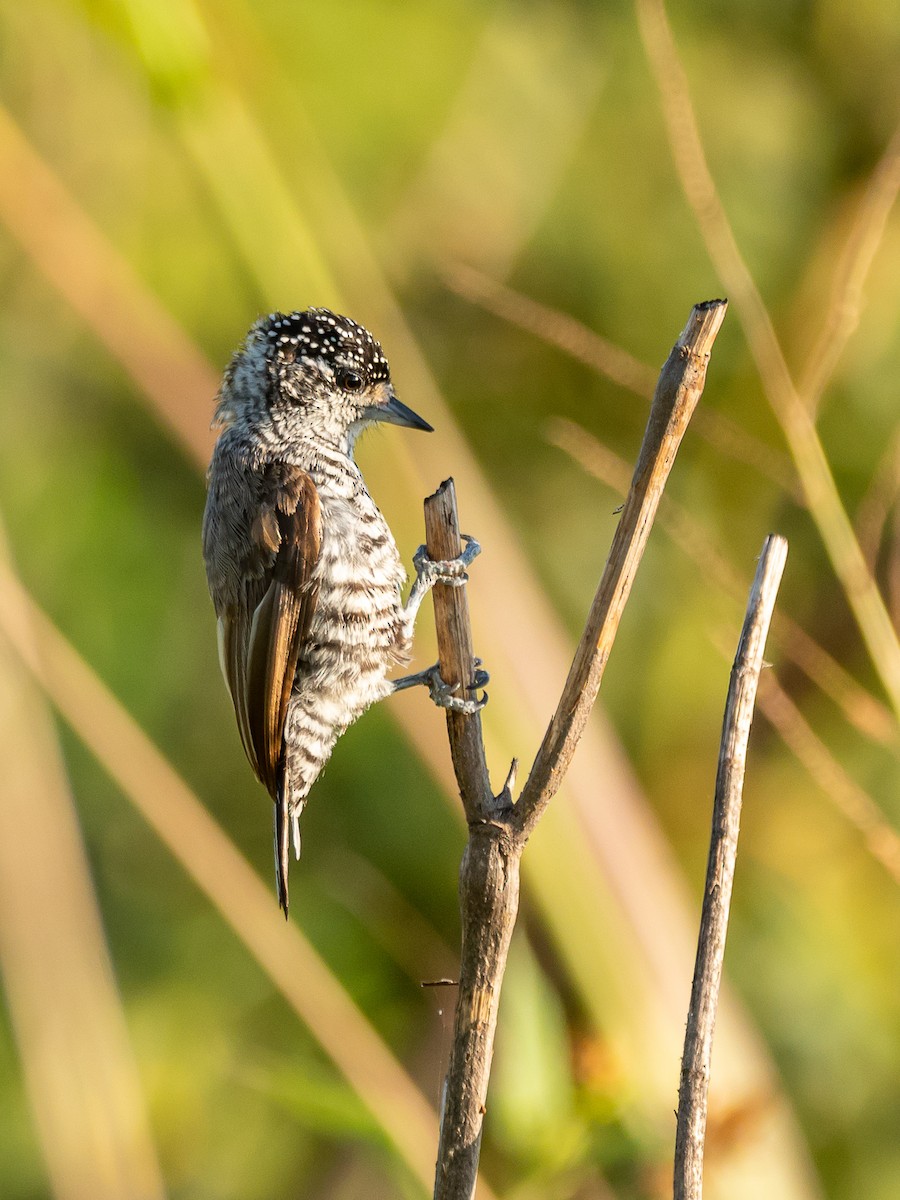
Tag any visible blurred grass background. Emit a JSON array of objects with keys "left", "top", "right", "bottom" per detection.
[{"left": 0, "top": 1, "right": 899, "bottom": 1198}]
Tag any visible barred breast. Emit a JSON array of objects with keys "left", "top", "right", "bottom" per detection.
[{"left": 282, "top": 446, "right": 410, "bottom": 815}]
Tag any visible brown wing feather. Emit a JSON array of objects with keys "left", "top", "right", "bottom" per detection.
[
  {"left": 219, "top": 612, "right": 259, "bottom": 777},
  {"left": 220, "top": 466, "right": 321, "bottom": 799}
]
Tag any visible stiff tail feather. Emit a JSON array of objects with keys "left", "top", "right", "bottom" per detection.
[{"left": 274, "top": 780, "right": 291, "bottom": 917}]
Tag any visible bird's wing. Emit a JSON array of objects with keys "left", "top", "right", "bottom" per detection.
[{"left": 218, "top": 465, "right": 322, "bottom": 800}]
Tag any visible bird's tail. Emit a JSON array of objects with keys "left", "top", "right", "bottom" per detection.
[{"left": 274, "top": 780, "right": 291, "bottom": 918}]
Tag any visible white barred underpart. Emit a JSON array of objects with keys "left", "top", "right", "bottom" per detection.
[
  {"left": 204, "top": 307, "right": 423, "bottom": 873},
  {"left": 282, "top": 442, "right": 411, "bottom": 850}
]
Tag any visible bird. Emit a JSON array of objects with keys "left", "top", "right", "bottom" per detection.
[{"left": 202, "top": 308, "right": 485, "bottom": 914}]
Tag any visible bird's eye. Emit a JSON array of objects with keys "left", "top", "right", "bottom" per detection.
[{"left": 337, "top": 368, "right": 363, "bottom": 393}]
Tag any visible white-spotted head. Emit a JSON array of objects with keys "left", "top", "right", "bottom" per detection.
[{"left": 215, "top": 308, "right": 432, "bottom": 449}]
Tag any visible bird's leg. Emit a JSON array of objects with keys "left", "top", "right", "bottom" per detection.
[
  {"left": 394, "top": 535, "right": 487, "bottom": 712},
  {"left": 403, "top": 534, "right": 481, "bottom": 632},
  {"left": 391, "top": 660, "right": 489, "bottom": 714}
]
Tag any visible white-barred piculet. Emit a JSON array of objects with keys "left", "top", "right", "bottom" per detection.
[{"left": 202, "top": 309, "right": 485, "bottom": 914}]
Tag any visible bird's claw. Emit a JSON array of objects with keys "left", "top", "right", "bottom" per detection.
[
  {"left": 472, "top": 659, "right": 490, "bottom": 689},
  {"left": 424, "top": 663, "right": 488, "bottom": 714},
  {"left": 413, "top": 535, "right": 481, "bottom": 589}
]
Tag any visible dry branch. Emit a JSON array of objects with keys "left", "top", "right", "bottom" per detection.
[
  {"left": 424, "top": 487, "right": 496, "bottom": 822},
  {"left": 674, "top": 535, "right": 788, "bottom": 1200},
  {"left": 428, "top": 300, "right": 727, "bottom": 1199},
  {"left": 515, "top": 299, "right": 727, "bottom": 837},
  {"left": 426, "top": 481, "right": 520, "bottom": 1200}
]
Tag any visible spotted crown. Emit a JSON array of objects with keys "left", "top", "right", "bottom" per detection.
[{"left": 261, "top": 308, "right": 391, "bottom": 384}]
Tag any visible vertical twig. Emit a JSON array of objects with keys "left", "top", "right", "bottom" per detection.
[
  {"left": 426, "top": 302, "right": 729, "bottom": 1200},
  {"left": 515, "top": 299, "right": 728, "bottom": 837},
  {"left": 674, "top": 534, "right": 788, "bottom": 1200},
  {"left": 425, "top": 481, "right": 518, "bottom": 1200},
  {"left": 424, "top": 484, "right": 496, "bottom": 822}
]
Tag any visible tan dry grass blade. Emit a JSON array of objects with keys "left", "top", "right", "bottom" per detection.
[
  {"left": 443, "top": 261, "right": 800, "bottom": 497},
  {"left": 796, "top": 124, "right": 900, "bottom": 566},
  {"left": 798, "top": 121, "right": 900, "bottom": 419},
  {"left": 757, "top": 672, "right": 900, "bottom": 884},
  {"left": 178, "top": 89, "right": 337, "bottom": 307},
  {"left": 856, "top": 432, "right": 900, "bottom": 568},
  {"left": 0, "top": 538, "right": 167, "bottom": 1200},
  {"left": 0, "top": 561, "right": 493, "bottom": 1200},
  {"left": 384, "top": 3, "right": 603, "bottom": 280},
  {"left": 635, "top": 0, "right": 900, "bottom": 724},
  {"left": 0, "top": 96, "right": 820, "bottom": 1196},
  {"left": 0, "top": 104, "right": 217, "bottom": 464}
]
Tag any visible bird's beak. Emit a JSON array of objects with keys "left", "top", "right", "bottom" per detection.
[{"left": 369, "top": 391, "right": 434, "bottom": 433}]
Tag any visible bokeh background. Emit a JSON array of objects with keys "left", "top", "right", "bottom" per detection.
[{"left": 1, "top": 1, "right": 899, "bottom": 1198}]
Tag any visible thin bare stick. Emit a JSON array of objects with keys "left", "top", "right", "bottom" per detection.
[
  {"left": 424, "top": 481, "right": 495, "bottom": 822},
  {"left": 425, "top": 481, "right": 519, "bottom": 1200},
  {"left": 429, "top": 303, "right": 726, "bottom": 1197},
  {"left": 428, "top": 303, "right": 727, "bottom": 1198},
  {"left": 515, "top": 299, "right": 728, "bottom": 837},
  {"left": 675, "top": 534, "right": 788, "bottom": 1200}
]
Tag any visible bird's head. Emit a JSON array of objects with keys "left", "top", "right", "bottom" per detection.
[{"left": 214, "top": 308, "right": 432, "bottom": 451}]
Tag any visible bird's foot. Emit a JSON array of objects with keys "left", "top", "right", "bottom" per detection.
[
  {"left": 392, "top": 660, "right": 489, "bottom": 714},
  {"left": 404, "top": 535, "right": 482, "bottom": 630},
  {"left": 412, "top": 534, "right": 481, "bottom": 591}
]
